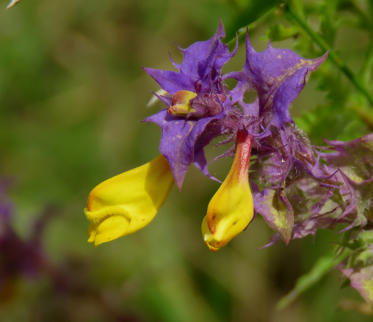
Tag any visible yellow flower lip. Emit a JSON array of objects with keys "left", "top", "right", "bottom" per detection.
[
  {"left": 202, "top": 130, "right": 254, "bottom": 251},
  {"left": 85, "top": 155, "right": 174, "bottom": 246},
  {"left": 202, "top": 216, "right": 227, "bottom": 252},
  {"left": 168, "top": 90, "right": 197, "bottom": 116}
]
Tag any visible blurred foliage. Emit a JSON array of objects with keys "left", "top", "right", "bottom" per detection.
[{"left": 0, "top": 0, "right": 373, "bottom": 321}]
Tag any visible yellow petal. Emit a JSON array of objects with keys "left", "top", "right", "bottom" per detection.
[
  {"left": 84, "top": 155, "right": 174, "bottom": 245},
  {"left": 202, "top": 130, "right": 254, "bottom": 251}
]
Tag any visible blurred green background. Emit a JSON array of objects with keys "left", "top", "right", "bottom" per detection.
[{"left": 0, "top": 0, "right": 372, "bottom": 321}]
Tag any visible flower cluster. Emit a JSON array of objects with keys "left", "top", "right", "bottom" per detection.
[{"left": 84, "top": 22, "right": 373, "bottom": 295}]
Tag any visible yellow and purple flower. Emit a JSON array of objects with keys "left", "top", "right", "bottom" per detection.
[{"left": 84, "top": 22, "right": 373, "bottom": 255}]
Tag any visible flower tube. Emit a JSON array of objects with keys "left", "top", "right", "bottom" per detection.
[{"left": 202, "top": 130, "right": 254, "bottom": 251}]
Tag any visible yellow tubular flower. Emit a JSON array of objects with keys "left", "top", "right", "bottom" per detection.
[
  {"left": 85, "top": 155, "right": 174, "bottom": 246},
  {"left": 202, "top": 130, "right": 254, "bottom": 251}
]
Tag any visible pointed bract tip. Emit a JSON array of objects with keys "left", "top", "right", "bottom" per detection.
[
  {"left": 245, "top": 31, "right": 255, "bottom": 55},
  {"left": 168, "top": 52, "right": 180, "bottom": 70},
  {"left": 147, "top": 89, "right": 168, "bottom": 108},
  {"left": 7, "top": 0, "right": 20, "bottom": 9},
  {"left": 230, "top": 33, "right": 239, "bottom": 56},
  {"left": 313, "top": 51, "right": 329, "bottom": 67},
  {"left": 216, "top": 20, "right": 226, "bottom": 38}
]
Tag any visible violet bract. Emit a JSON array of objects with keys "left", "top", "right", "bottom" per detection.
[{"left": 144, "top": 21, "right": 237, "bottom": 188}]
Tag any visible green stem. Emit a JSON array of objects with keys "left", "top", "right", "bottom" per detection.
[
  {"left": 360, "top": 41, "right": 373, "bottom": 86},
  {"left": 276, "top": 247, "right": 352, "bottom": 310},
  {"left": 285, "top": 4, "right": 373, "bottom": 107},
  {"left": 350, "top": 104, "right": 373, "bottom": 129},
  {"left": 226, "top": 8, "right": 277, "bottom": 50}
]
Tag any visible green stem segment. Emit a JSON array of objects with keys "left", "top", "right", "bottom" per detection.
[
  {"left": 277, "top": 247, "right": 352, "bottom": 310},
  {"left": 226, "top": 8, "right": 277, "bottom": 50},
  {"left": 284, "top": 4, "right": 373, "bottom": 107}
]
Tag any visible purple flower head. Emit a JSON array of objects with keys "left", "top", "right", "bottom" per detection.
[
  {"left": 145, "top": 22, "right": 237, "bottom": 188},
  {"left": 143, "top": 23, "right": 353, "bottom": 246},
  {"left": 145, "top": 22, "right": 373, "bottom": 251},
  {"left": 144, "top": 23, "right": 328, "bottom": 190},
  {"left": 145, "top": 24, "right": 336, "bottom": 244}
]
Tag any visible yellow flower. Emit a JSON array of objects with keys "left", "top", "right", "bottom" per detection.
[
  {"left": 84, "top": 155, "right": 174, "bottom": 245},
  {"left": 202, "top": 130, "right": 254, "bottom": 251}
]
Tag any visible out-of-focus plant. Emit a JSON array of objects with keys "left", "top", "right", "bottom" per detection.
[
  {"left": 0, "top": 182, "right": 140, "bottom": 322},
  {"left": 0, "top": 179, "right": 54, "bottom": 303}
]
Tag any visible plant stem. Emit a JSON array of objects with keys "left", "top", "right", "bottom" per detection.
[
  {"left": 226, "top": 8, "right": 277, "bottom": 50},
  {"left": 284, "top": 4, "right": 373, "bottom": 107},
  {"left": 276, "top": 247, "right": 352, "bottom": 310}
]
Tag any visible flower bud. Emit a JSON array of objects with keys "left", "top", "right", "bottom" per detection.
[
  {"left": 202, "top": 130, "right": 254, "bottom": 251},
  {"left": 84, "top": 155, "right": 174, "bottom": 245},
  {"left": 168, "top": 90, "right": 197, "bottom": 116}
]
